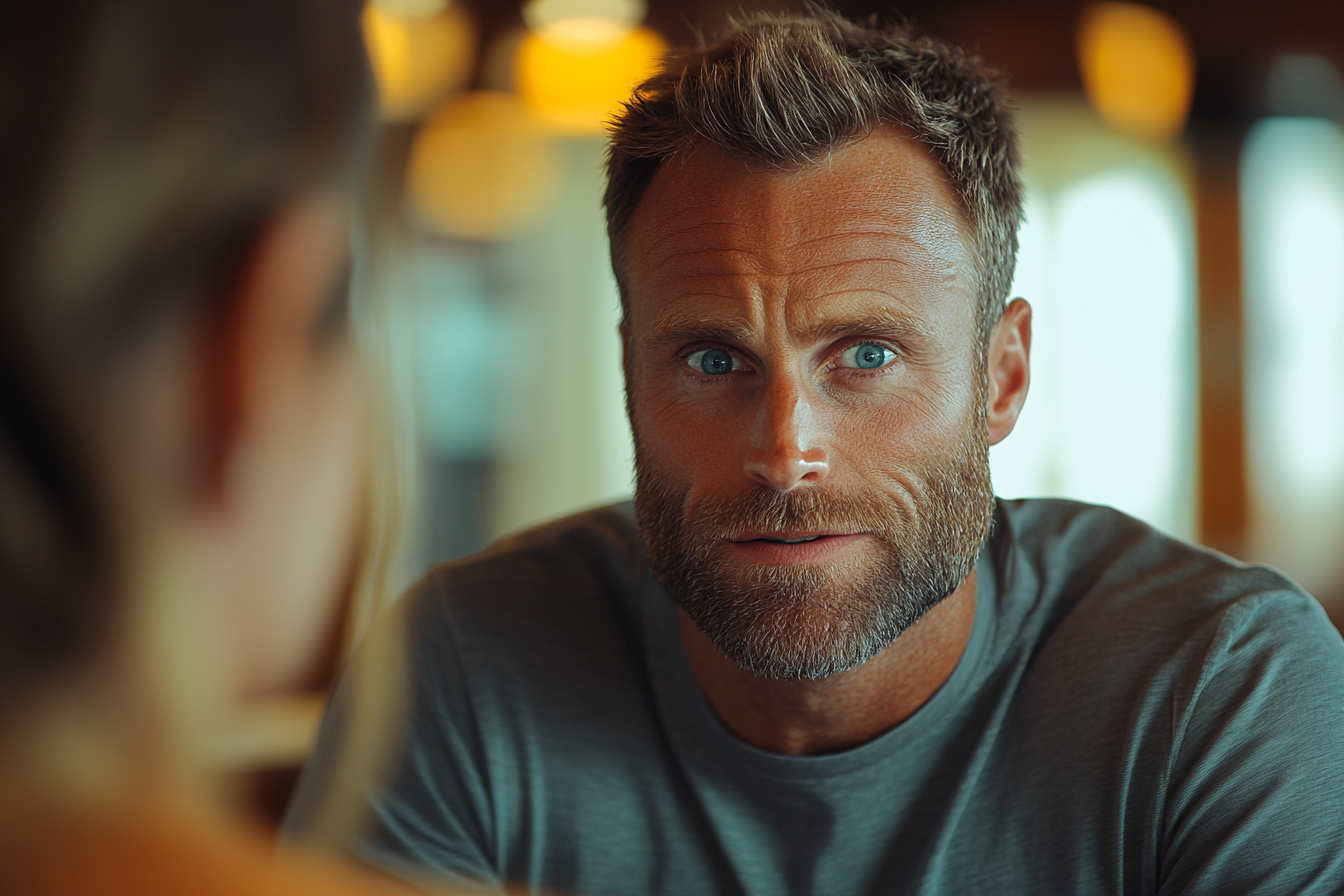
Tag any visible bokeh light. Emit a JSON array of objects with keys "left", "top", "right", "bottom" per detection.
[
  {"left": 1077, "top": 2, "right": 1194, "bottom": 140},
  {"left": 524, "top": 0, "right": 646, "bottom": 45},
  {"left": 362, "top": 1, "right": 475, "bottom": 122},
  {"left": 372, "top": 0, "right": 446, "bottom": 15},
  {"left": 406, "top": 91, "right": 562, "bottom": 241},
  {"left": 516, "top": 22, "right": 666, "bottom": 134}
]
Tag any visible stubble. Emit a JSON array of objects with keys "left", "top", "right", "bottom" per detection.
[{"left": 634, "top": 403, "right": 996, "bottom": 681}]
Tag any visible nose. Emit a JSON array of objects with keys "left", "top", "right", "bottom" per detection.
[{"left": 743, "top": 375, "right": 830, "bottom": 491}]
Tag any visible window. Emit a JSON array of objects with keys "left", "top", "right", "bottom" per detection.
[
  {"left": 991, "top": 99, "right": 1197, "bottom": 538},
  {"left": 1241, "top": 117, "right": 1344, "bottom": 595}
]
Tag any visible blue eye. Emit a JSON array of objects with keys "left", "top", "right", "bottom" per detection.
[
  {"left": 838, "top": 342, "right": 894, "bottom": 370},
  {"left": 687, "top": 348, "right": 735, "bottom": 376}
]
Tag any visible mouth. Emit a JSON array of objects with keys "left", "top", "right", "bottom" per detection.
[
  {"left": 723, "top": 531, "right": 867, "bottom": 565},
  {"left": 732, "top": 531, "right": 841, "bottom": 545}
]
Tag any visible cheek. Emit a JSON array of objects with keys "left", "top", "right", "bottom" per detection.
[
  {"left": 238, "top": 351, "right": 369, "bottom": 697},
  {"left": 630, "top": 372, "right": 745, "bottom": 483},
  {"left": 829, "top": 372, "right": 979, "bottom": 476},
  {"left": 287, "top": 353, "right": 368, "bottom": 631}
]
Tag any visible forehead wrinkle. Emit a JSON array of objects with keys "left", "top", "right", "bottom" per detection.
[
  {"left": 642, "top": 236, "right": 943, "bottom": 291},
  {"left": 637, "top": 219, "right": 777, "bottom": 285},
  {"left": 785, "top": 221, "right": 968, "bottom": 270},
  {"left": 625, "top": 130, "right": 981, "bottom": 350},
  {"left": 781, "top": 256, "right": 937, "bottom": 281},
  {"left": 646, "top": 219, "right": 756, "bottom": 249},
  {"left": 650, "top": 217, "right": 967, "bottom": 284},
  {"left": 638, "top": 200, "right": 754, "bottom": 249},
  {"left": 644, "top": 247, "right": 773, "bottom": 281},
  {"left": 634, "top": 175, "right": 972, "bottom": 287},
  {"left": 791, "top": 257, "right": 969, "bottom": 297}
]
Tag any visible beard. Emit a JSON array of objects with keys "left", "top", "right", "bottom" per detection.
[{"left": 633, "top": 401, "right": 996, "bottom": 682}]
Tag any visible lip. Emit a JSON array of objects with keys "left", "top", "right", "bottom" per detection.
[
  {"left": 723, "top": 532, "right": 869, "bottom": 565},
  {"left": 730, "top": 530, "right": 847, "bottom": 543}
]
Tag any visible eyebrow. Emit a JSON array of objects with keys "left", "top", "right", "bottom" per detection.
[
  {"left": 638, "top": 306, "right": 936, "bottom": 350},
  {"left": 803, "top": 308, "right": 935, "bottom": 345},
  {"left": 638, "top": 311, "right": 756, "bottom": 350}
]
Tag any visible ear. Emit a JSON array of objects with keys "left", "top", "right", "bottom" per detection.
[{"left": 985, "top": 297, "right": 1032, "bottom": 447}]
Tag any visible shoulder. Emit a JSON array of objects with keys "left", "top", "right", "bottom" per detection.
[
  {"left": 477, "top": 500, "right": 643, "bottom": 562},
  {"left": 398, "top": 501, "right": 656, "bottom": 700},
  {"left": 993, "top": 497, "right": 1321, "bottom": 632},
  {"left": 291, "top": 505, "right": 663, "bottom": 883},
  {"left": 409, "top": 501, "right": 647, "bottom": 627},
  {"left": 437, "top": 499, "right": 643, "bottom": 581},
  {"left": 987, "top": 500, "right": 1344, "bottom": 889},
  {"left": 990, "top": 497, "right": 1343, "bottom": 735}
]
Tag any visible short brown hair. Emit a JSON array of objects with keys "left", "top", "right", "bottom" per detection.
[{"left": 603, "top": 7, "right": 1023, "bottom": 346}]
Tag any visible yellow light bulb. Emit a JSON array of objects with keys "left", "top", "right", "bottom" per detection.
[
  {"left": 406, "top": 92, "right": 562, "bottom": 241},
  {"left": 362, "top": 1, "right": 475, "bottom": 122},
  {"left": 515, "top": 25, "right": 666, "bottom": 135},
  {"left": 1078, "top": 2, "right": 1195, "bottom": 140}
]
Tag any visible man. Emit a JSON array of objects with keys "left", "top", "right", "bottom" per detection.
[{"left": 288, "top": 9, "right": 1344, "bottom": 894}]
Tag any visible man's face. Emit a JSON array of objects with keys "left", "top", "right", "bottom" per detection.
[{"left": 623, "top": 129, "right": 996, "bottom": 680}]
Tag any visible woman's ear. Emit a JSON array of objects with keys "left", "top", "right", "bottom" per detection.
[{"left": 985, "top": 297, "right": 1032, "bottom": 447}]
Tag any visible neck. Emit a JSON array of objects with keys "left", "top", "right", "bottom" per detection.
[{"left": 677, "top": 569, "right": 977, "bottom": 756}]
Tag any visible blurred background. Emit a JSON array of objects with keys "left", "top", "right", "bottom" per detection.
[
  {"left": 356, "top": 0, "right": 1344, "bottom": 622},
  {"left": 228, "top": 0, "right": 1344, "bottom": 824}
]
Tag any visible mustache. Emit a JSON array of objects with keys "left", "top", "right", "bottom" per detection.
[{"left": 658, "top": 483, "right": 910, "bottom": 542}]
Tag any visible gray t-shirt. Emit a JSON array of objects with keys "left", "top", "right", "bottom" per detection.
[{"left": 287, "top": 499, "right": 1344, "bottom": 895}]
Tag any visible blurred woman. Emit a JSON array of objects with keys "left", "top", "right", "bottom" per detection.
[{"left": 0, "top": 2, "right": 417, "bottom": 892}]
